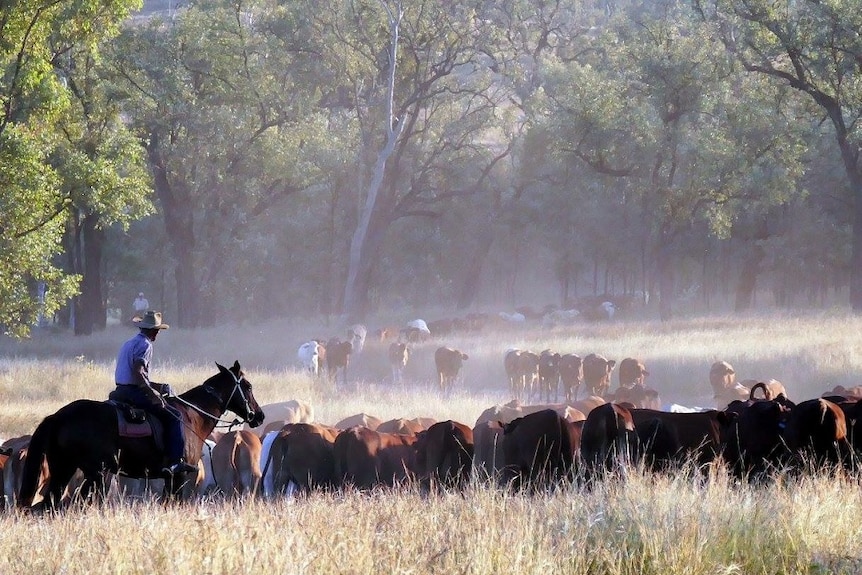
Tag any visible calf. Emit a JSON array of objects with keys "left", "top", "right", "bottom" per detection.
[
  {"left": 502, "top": 409, "right": 579, "bottom": 490},
  {"left": 326, "top": 338, "right": 353, "bottom": 386},
  {"left": 580, "top": 403, "right": 637, "bottom": 480},
  {"left": 377, "top": 418, "right": 426, "bottom": 435},
  {"left": 266, "top": 423, "right": 339, "bottom": 495},
  {"left": 472, "top": 420, "right": 506, "bottom": 481},
  {"left": 249, "top": 399, "right": 314, "bottom": 435},
  {"left": 783, "top": 398, "right": 851, "bottom": 471},
  {"left": 722, "top": 398, "right": 789, "bottom": 479},
  {"left": 297, "top": 341, "right": 322, "bottom": 376},
  {"left": 388, "top": 342, "right": 409, "bottom": 385},
  {"left": 347, "top": 324, "right": 367, "bottom": 355},
  {"left": 583, "top": 353, "right": 616, "bottom": 397},
  {"left": 504, "top": 349, "right": 526, "bottom": 401},
  {"left": 211, "top": 430, "right": 262, "bottom": 498},
  {"left": 415, "top": 420, "right": 474, "bottom": 490},
  {"left": 334, "top": 412, "right": 382, "bottom": 431},
  {"left": 538, "top": 350, "right": 562, "bottom": 403},
  {"left": 618, "top": 358, "right": 649, "bottom": 389},
  {"left": 609, "top": 385, "right": 662, "bottom": 410},
  {"left": 629, "top": 408, "right": 725, "bottom": 469},
  {"left": 434, "top": 347, "right": 468, "bottom": 395},
  {"left": 710, "top": 360, "right": 749, "bottom": 409},
  {"left": 558, "top": 354, "right": 584, "bottom": 403},
  {"left": 333, "top": 427, "right": 420, "bottom": 489}
]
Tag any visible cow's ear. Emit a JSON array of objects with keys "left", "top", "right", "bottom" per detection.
[{"left": 462, "top": 353, "right": 469, "bottom": 360}]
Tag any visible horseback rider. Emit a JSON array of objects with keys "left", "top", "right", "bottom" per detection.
[{"left": 109, "top": 310, "right": 197, "bottom": 476}]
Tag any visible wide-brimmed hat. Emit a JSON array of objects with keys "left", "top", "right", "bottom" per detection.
[{"left": 132, "top": 310, "right": 170, "bottom": 330}]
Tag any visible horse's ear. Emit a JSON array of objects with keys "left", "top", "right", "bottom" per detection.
[
  {"left": 216, "top": 362, "right": 227, "bottom": 373},
  {"left": 232, "top": 360, "right": 241, "bottom": 372}
]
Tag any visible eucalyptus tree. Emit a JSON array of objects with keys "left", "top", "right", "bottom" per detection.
[
  {"left": 299, "top": 0, "right": 516, "bottom": 319},
  {"left": 0, "top": 0, "right": 146, "bottom": 336},
  {"left": 694, "top": 0, "right": 862, "bottom": 310},
  {"left": 52, "top": 39, "right": 153, "bottom": 335},
  {"left": 539, "top": 0, "right": 806, "bottom": 318},
  {"left": 110, "top": 0, "right": 329, "bottom": 327},
  {"left": 449, "top": 0, "right": 606, "bottom": 309}
]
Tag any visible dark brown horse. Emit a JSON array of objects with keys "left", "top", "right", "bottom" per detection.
[{"left": 18, "top": 361, "right": 265, "bottom": 510}]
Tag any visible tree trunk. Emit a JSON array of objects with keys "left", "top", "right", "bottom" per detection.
[
  {"left": 734, "top": 217, "right": 768, "bottom": 312},
  {"left": 843, "top": 150, "right": 862, "bottom": 311},
  {"left": 656, "top": 229, "right": 675, "bottom": 321},
  {"left": 456, "top": 227, "right": 495, "bottom": 309},
  {"left": 343, "top": 5, "right": 404, "bottom": 321},
  {"left": 74, "top": 216, "right": 106, "bottom": 335},
  {"left": 147, "top": 131, "right": 200, "bottom": 328}
]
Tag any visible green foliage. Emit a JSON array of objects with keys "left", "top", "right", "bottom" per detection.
[{"left": 0, "top": 0, "right": 145, "bottom": 336}]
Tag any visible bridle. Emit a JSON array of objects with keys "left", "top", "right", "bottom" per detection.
[{"left": 170, "top": 367, "right": 256, "bottom": 428}]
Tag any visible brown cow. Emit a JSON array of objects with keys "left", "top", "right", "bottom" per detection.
[
  {"left": 326, "top": 338, "right": 353, "bottom": 386},
  {"left": 266, "top": 423, "right": 339, "bottom": 494},
  {"left": 629, "top": 408, "right": 726, "bottom": 468},
  {"left": 505, "top": 350, "right": 541, "bottom": 402},
  {"left": 782, "top": 398, "right": 851, "bottom": 471},
  {"left": 741, "top": 379, "right": 788, "bottom": 401},
  {"left": 710, "top": 361, "right": 750, "bottom": 409},
  {"left": 609, "top": 385, "right": 662, "bottom": 410},
  {"left": 580, "top": 402, "right": 637, "bottom": 479},
  {"left": 472, "top": 420, "right": 506, "bottom": 481},
  {"left": 333, "top": 427, "right": 420, "bottom": 489},
  {"left": 618, "top": 358, "right": 649, "bottom": 389},
  {"left": 334, "top": 413, "right": 383, "bottom": 431},
  {"left": 377, "top": 418, "right": 426, "bottom": 435},
  {"left": 570, "top": 396, "right": 606, "bottom": 416},
  {"left": 249, "top": 399, "right": 314, "bottom": 436},
  {"left": 721, "top": 398, "right": 790, "bottom": 479},
  {"left": 388, "top": 342, "right": 410, "bottom": 385},
  {"left": 434, "top": 347, "right": 469, "bottom": 395},
  {"left": 415, "top": 420, "right": 474, "bottom": 490},
  {"left": 426, "top": 318, "right": 455, "bottom": 337},
  {"left": 211, "top": 430, "right": 262, "bottom": 498},
  {"left": 504, "top": 349, "right": 526, "bottom": 401},
  {"left": 583, "top": 353, "right": 616, "bottom": 397},
  {"left": 823, "top": 385, "right": 862, "bottom": 401},
  {"left": 559, "top": 354, "right": 585, "bottom": 403},
  {"left": 518, "top": 351, "right": 541, "bottom": 402},
  {"left": 538, "top": 350, "right": 562, "bottom": 403},
  {"left": 502, "top": 409, "right": 580, "bottom": 490},
  {"left": 3, "top": 435, "right": 34, "bottom": 507}
]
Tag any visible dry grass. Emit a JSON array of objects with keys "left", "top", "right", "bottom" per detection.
[{"left": 3, "top": 311, "right": 862, "bottom": 574}]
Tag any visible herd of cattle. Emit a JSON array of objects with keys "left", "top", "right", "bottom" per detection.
[{"left": 4, "top": 354, "right": 862, "bottom": 506}]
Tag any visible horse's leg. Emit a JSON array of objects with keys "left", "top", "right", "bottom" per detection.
[
  {"left": 44, "top": 463, "right": 78, "bottom": 511},
  {"left": 76, "top": 471, "right": 108, "bottom": 505}
]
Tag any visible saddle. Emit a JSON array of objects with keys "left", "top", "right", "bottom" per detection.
[{"left": 107, "top": 400, "right": 165, "bottom": 447}]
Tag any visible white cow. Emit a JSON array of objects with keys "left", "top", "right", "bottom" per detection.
[
  {"left": 347, "top": 324, "right": 367, "bottom": 355},
  {"left": 196, "top": 439, "right": 218, "bottom": 497},
  {"left": 542, "top": 308, "right": 580, "bottom": 329},
  {"left": 297, "top": 341, "right": 322, "bottom": 375},
  {"left": 245, "top": 400, "right": 314, "bottom": 436},
  {"left": 405, "top": 319, "right": 431, "bottom": 335},
  {"left": 259, "top": 431, "right": 279, "bottom": 498}
]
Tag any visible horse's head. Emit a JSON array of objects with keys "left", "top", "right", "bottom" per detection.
[{"left": 214, "top": 360, "right": 265, "bottom": 428}]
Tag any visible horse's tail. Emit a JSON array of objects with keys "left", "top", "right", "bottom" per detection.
[{"left": 17, "top": 414, "right": 54, "bottom": 508}]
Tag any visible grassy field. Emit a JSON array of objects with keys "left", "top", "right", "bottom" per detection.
[{"left": 2, "top": 310, "right": 862, "bottom": 574}]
